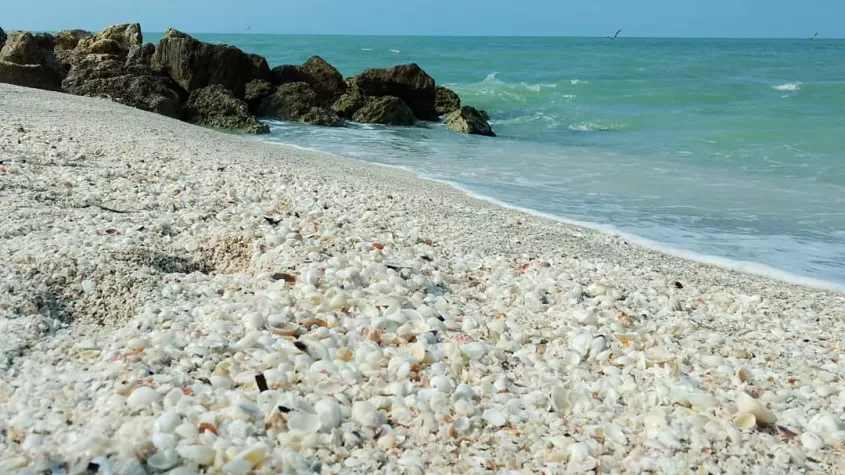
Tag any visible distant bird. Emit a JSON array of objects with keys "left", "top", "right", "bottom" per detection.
[
  {"left": 608, "top": 29, "right": 622, "bottom": 40},
  {"left": 246, "top": 26, "right": 252, "bottom": 31},
  {"left": 810, "top": 32, "right": 818, "bottom": 40}
]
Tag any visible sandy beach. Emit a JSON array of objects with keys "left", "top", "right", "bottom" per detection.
[{"left": 1, "top": 83, "right": 844, "bottom": 473}]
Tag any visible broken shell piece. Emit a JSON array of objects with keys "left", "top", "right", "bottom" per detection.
[
  {"left": 550, "top": 386, "right": 571, "bottom": 414},
  {"left": 733, "top": 412, "right": 757, "bottom": 430},
  {"left": 286, "top": 412, "right": 320, "bottom": 434},
  {"left": 267, "top": 322, "right": 300, "bottom": 336}
]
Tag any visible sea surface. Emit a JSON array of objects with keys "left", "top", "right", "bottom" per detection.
[{"left": 152, "top": 34, "right": 845, "bottom": 287}]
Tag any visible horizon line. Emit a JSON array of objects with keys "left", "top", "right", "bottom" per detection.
[{"left": 152, "top": 32, "right": 845, "bottom": 40}]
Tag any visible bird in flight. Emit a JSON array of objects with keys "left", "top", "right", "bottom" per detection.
[
  {"left": 810, "top": 32, "right": 818, "bottom": 40},
  {"left": 609, "top": 29, "right": 622, "bottom": 40}
]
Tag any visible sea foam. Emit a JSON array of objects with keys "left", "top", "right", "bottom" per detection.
[{"left": 772, "top": 82, "right": 801, "bottom": 91}]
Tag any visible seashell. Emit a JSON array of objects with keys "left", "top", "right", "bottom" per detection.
[
  {"left": 315, "top": 399, "right": 344, "bottom": 431},
  {"left": 221, "top": 459, "right": 252, "bottom": 475},
  {"left": 550, "top": 386, "right": 570, "bottom": 414},
  {"left": 589, "top": 336, "right": 607, "bottom": 357},
  {"left": 482, "top": 408, "right": 508, "bottom": 427},
  {"left": 733, "top": 412, "right": 757, "bottom": 430},
  {"left": 267, "top": 321, "right": 300, "bottom": 337},
  {"left": 286, "top": 412, "right": 320, "bottom": 433},
  {"left": 686, "top": 393, "right": 719, "bottom": 410},
  {"left": 352, "top": 401, "right": 384, "bottom": 428},
  {"left": 243, "top": 312, "right": 265, "bottom": 329},
  {"left": 127, "top": 386, "right": 160, "bottom": 409},
  {"left": 735, "top": 367, "right": 752, "bottom": 383},
  {"left": 736, "top": 392, "right": 776, "bottom": 425},
  {"left": 178, "top": 445, "right": 216, "bottom": 466},
  {"left": 643, "top": 409, "right": 666, "bottom": 430},
  {"left": 147, "top": 450, "right": 178, "bottom": 471},
  {"left": 825, "top": 431, "right": 845, "bottom": 448},
  {"left": 800, "top": 432, "right": 825, "bottom": 451},
  {"left": 461, "top": 342, "right": 487, "bottom": 361},
  {"left": 430, "top": 375, "right": 454, "bottom": 393},
  {"left": 569, "top": 333, "right": 592, "bottom": 357},
  {"left": 235, "top": 444, "right": 267, "bottom": 466},
  {"left": 613, "top": 333, "right": 638, "bottom": 348},
  {"left": 335, "top": 347, "right": 353, "bottom": 362},
  {"left": 808, "top": 412, "right": 844, "bottom": 435}
]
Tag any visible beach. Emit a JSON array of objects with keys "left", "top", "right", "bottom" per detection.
[{"left": 1, "top": 83, "right": 844, "bottom": 473}]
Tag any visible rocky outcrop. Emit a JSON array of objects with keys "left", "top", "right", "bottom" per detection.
[
  {"left": 125, "top": 43, "right": 155, "bottom": 73},
  {"left": 435, "top": 85, "right": 460, "bottom": 115},
  {"left": 0, "top": 31, "right": 65, "bottom": 90},
  {"left": 354, "top": 63, "right": 438, "bottom": 121},
  {"left": 352, "top": 96, "right": 415, "bottom": 126},
  {"left": 185, "top": 85, "right": 269, "bottom": 134},
  {"left": 54, "top": 29, "right": 92, "bottom": 51},
  {"left": 152, "top": 28, "right": 255, "bottom": 98},
  {"left": 444, "top": 106, "right": 495, "bottom": 137},
  {"left": 270, "top": 56, "right": 346, "bottom": 105},
  {"left": 0, "top": 27, "right": 6, "bottom": 50},
  {"left": 249, "top": 54, "right": 272, "bottom": 82},
  {"left": 75, "top": 23, "right": 142, "bottom": 57},
  {"left": 244, "top": 79, "right": 276, "bottom": 115},
  {"left": 257, "top": 82, "right": 343, "bottom": 126},
  {"left": 331, "top": 88, "right": 368, "bottom": 119},
  {"left": 62, "top": 56, "right": 183, "bottom": 118}
]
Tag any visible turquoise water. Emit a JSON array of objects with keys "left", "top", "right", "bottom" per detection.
[{"left": 158, "top": 34, "right": 845, "bottom": 285}]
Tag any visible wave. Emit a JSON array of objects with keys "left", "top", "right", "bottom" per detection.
[
  {"left": 570, "top": 79, "right": 590, "bottom": 85},
  {"left": 389, "top": 49, "right": 400, "bottom": 53},
  {"left": 482, "top": 72, "right": 501, "bottom": 84},
  {"left": 568, "top": 122, "right": 618, "bottom": 132},
  {"left": 361, "top": 48, "right": 373, "bottom": 51},
  {"left": 773, "top": 82, "right": 801, "bottom": 91}
]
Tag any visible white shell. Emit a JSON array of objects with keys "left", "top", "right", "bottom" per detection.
[
  {"left": 351, "top": 401, "right": 384, "bottom": 427},
  {"left": 126, "top": 386, "right": 160, "bottom": 409},
  {"left": 800, "top": 432, "right": 825, "bottom": 451},
  {"left": 733, "top": 412, "right": 757, "bottom": 430},
  {"left": 482, "top": 408, "right": 508, "bottom": 427},
  {"left": 286, "top": 412, "right": 321, "bottom": 433},
  {"left": 177, "top": 445, "right": 216, "bottom": 465},
  {"left": 315, "top": 399, "right": 344, "bottom": 431},
  {"left": 550, "top": 386, "right": 570, "bottom": 414}
]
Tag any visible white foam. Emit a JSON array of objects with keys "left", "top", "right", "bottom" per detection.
[
  {"left": 422, "top": 177, "right": 845, "bottom": 293},
  {"left": 483, "top": 72, "right": 500, "bottom": 84},
  {"left": 361, "top": 48, "right": 374, "bottom": 51},
  {"left": 773, "top": 82, "right": 801, "bottom": 91},
  {"left": 568, "top": 122, "right": 611, "bottom": 132},
  {"left": 389, "top": 49, "right": 400, "bottom": 53},
  {"left": 570, "top": 79, "right": 590, "bottom": 85}
]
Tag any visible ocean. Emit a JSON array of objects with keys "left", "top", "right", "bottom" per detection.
[{"left": 151, "top": 34, "right": 845, "bottom": 287}]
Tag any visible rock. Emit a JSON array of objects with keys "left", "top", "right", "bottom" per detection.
[
  {"left": 435, "top": 85, "right": 460, "bottom": 115},
  {"left": 0, "top": 31, "right": 65, "bottom": 90},
  {"left": 270, "top": 56, "right": 346, "bottom": 105},
  {"left": 443, "top": 106, "right": 496, "bottom": 137},
  {"left": 249, "top": 54, "right": 272, "bottom": 82},
  {"left": 270, "top": 64, "right": 300, "bottom": 86},
  {"left": 352, "top": 96, "right": 415, "bottom": 126},
  {"left": 125, "top": 43, "right": 155, "bottom": 73},
  {"left": 0, "top": 26, "right": 6, "bottom": 50},
  {"left": 244, "top": 79, "right": 277, "bottom": 115},
  {"left": 331, "top": 88, "right": 368, "bottom": 119},
  {"left": 152, "top": 28, "right": 255, "bottom": 98},
  {"left": 75, "top": 23, "right": 142, "bottom": 57},
  {"left": 54, "top": 29, "right": 92, "bottom": 51},
  {"left": 257, "top": 81, "right": 342, "bottom": 126},
  {"left": 185, "top": 84, "right": 269, "bottom": 134},
  {"left": 354, "top": 63, "right": 438, "bottom": 121},
  {"left": 297, "top": 56, "right": 346, "bottom": 103},
  {"left": 63, "top": 56, "right": 183, "bottom": 118},
  {"left": 479, "top": 109, "right": 490, "bottom": 121}
]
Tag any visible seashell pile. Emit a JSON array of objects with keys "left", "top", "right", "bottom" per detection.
[{"left": 1, "top": 88, "right": 844, "bottom": 474}]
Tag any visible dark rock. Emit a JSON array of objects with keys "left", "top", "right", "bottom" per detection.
[
  {"left": 435, "top": 85, "right": 460, "bottom": 115},
  {"left": 152, "top": 28, "right": 255, "bottom": 98},
  {"left": 0, "top": 61, "right": 63, "bottom": 91},
  {"left": 0, "top": 31, "right": 65, "bottom": 90},
  {"left": 269, "top": 56, "right": 345, "bottom": 105},
  {"left": 62, "top": 56, "right": 183, "bottom": 118},
  {"left": 443, "top": 106, "right": 495, "bottom": 137},
  {"left": 479, "top": 109, "right": 490, "bottom": 121},
  {"left": 54, "top": 29, "right": 92, "bottom": 51},
  {"left": 0, "top": 27, "right": 6, "bottom": 51},
  {"left": 270, "top": 64, "right": 300, "bottom": 86},
  {"left": 297, "top": 56, "right": 346, "bottom": 103},
  {"left": 331, "top": 88, "right": 368, "bottom": 119},
  {"left": 249, "top": 54, "right": 271, "bottom": 82},
  {"left": 244, "top": 79, "right": 276, "bottom": 115},
  {"left": 257, "top": 81, "right": 342, "bottom": 126},
  {"left": 352, "top": 96, "right": 415, "bottom": 126},
  {"left": 354, "top": 63, "right": 438, "bottom": 121},
  {"left": 185, "top": 84, "right": 269, "bottom": 134},
  {"left": 125, "top": 43, "right": 155, "bottom": 73}
]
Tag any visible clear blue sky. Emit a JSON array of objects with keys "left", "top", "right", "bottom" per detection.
[{"left": 4, "top": 0, "right": 842, "bottom": 38}]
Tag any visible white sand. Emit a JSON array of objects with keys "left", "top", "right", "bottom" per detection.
[{"left": 1, "top": 84, "right": 844, "bottom": 474}]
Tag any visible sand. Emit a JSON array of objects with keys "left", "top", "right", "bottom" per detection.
[{"left": 1, "top": 83, "right": 844, "bottom": 474}]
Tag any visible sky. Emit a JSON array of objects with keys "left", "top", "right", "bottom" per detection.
[{"left": 3, "top": 0, "right": 843, "bottom": 38}]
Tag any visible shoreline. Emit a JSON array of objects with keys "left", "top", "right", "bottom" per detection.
[
  {"left": 263, "top": 130, "right": 845, "bottom": 294},
  {"left": 2, "top": 84, "right": 845, "bottom": 473}
]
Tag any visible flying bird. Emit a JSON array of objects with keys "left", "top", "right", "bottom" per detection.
[
  {"left": 608, "top": 29, "right": 622, "bottom": 40},
  {"left": 810, "top": 32, "right": 818, "bottom": 40}
]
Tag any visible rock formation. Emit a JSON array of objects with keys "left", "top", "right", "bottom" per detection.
[
  {"left": 0, "top": 31, "right": 65, "bottom": 91},
  {"left": 184, "top": 85, "right": 270, "bottom": 134},
  {"left": 435, "top": 85, "right": 460, "bottom": 115},
  {"left": 257, "top": 82, "right": 343, "bottom": 126},
  {"left": 444, "top": 106, "right": 496, "bottom": 137},
  {"left": 352, "top": 96, "right": 415, "bottom": 126},
  {"left": 353, "top": 63, "right": 438, "bottom": 121}
]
